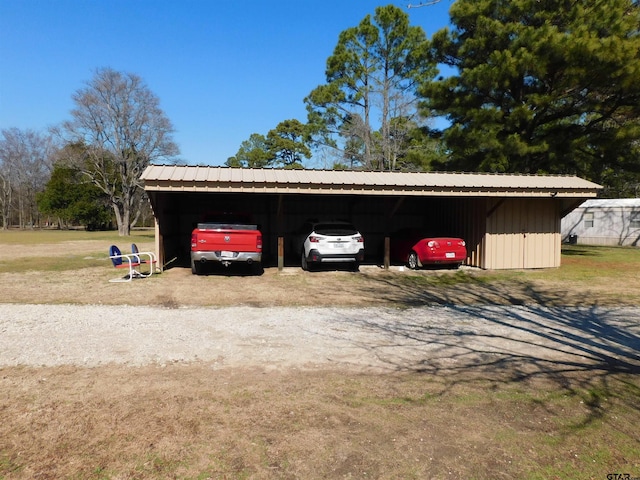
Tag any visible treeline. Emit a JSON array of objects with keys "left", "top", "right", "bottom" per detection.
[
  {"left": 2, "top": 1, "right": 640, "bottom": 234},
  {"left": 0, "top": 69, "right": 178, "bottom": 235}
]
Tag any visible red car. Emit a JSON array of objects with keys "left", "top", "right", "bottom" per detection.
[{"left": 390, "top": 229, "right": 467, "bottom": 269}]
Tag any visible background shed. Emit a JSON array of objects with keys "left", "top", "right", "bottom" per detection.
[
  {"left": 561, "top": 198, "right": 640, "bottom": 246},
  {"left": 141, "top": 166, "right": 601, "bottom": 270}
]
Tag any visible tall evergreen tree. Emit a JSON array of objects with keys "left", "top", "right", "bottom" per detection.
[
  {"left": 37, "top": 164, "right": 112, "bottom": 230},
  {"left": 266, "top": 119, "right": 311, "bottom": 169},
  {"left": 306, "top": 4, "right": 436, "bottom": 171},
  {"left": 421, "top": 0, "right": 640, "bottom": 194},
  {"left": 226, "top": 133, "right": 271, "bottom": 168}
]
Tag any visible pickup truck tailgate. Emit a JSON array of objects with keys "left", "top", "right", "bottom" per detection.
[{"left": 192, "top": 223, "right": 262, "bottom": 253}]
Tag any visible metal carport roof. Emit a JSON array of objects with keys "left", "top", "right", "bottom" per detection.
[{"left": 141, "top": 165, "right": 602, "bottom": 198}]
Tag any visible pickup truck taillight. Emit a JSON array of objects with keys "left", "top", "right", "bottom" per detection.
[
  {"left": 191, "top": 233, "right": 197, "bottom": 248},
  {"left": 257, "top": 235, "right": 262, "bottom": 251}
]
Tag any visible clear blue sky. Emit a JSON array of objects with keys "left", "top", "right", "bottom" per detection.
[{"left": 0, "top": 0, "right": 453, "bottom": 166}]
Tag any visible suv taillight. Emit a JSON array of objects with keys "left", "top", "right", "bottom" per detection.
[
  {"left": 309, "top": 235, "right": 320, "bottom": 243},
  {"left": 356, "top": 235, "right": 364, "bottom": 243}
]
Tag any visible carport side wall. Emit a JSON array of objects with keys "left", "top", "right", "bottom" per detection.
[{"left": 483, "top": 198, "right": 561, "bottom": 269}]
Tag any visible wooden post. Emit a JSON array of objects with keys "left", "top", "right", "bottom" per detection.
[
  {"left": 384, "top": 236, "right": 390, "bottom": 270},
  {"left": 278, "top": 236, "right": 284, "bottom": 271},
  {"left": 384, "top": 197, "right": 403, "bottom": 270}
]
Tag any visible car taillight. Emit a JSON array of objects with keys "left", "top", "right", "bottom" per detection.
[
  {"left": 427, "top": 240, "right": 439, "bottom": 248},
  {"left": 257, "top": 235, "right": 262, "bottom": 251},
  {"left": 309, "top": 235, "right": 320, "bottom": 243},
  {"left": 459, "top": 240, "right": 466, "bottom": 247}
]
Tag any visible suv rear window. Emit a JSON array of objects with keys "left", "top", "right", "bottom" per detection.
[{"left": 314, "top": 223, "right": 358, "bottom": 235}]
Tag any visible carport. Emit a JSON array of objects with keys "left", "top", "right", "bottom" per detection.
[{"left": 140, "top": 165, "right": 601, "bottom": 270}]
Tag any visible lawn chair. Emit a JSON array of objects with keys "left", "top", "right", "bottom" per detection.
[
  {"left": 109, "top": 245, "right": 146, "bottom": 282},
  {"left": 131, "top": 243, "right": 157, "bottom": 275}
]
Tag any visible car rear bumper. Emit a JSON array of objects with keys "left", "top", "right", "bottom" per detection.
[
  {"left": 423, "top": 257, "right": 464, "bottom": 263},
  {"left": 191, "top": 251, "right": 262, "bottom": 264},
  {"left": 306, "top": 249, "right": 365, "bottom": 263}
]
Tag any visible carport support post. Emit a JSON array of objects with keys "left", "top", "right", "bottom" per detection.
[
  {"left": 383, "top": 197, "right": 404, "bottom": 271},
  {"left": 278, "top": 236, "right": 284, "bottom": 271},
  {"left": 384, "top": 236, "right": 390, "bottom": 270},
  {"left": 277, "top": 195, "right": 284, "bottom": 271}
]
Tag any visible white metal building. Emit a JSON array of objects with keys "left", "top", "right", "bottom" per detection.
[
  {"left": 140, "top": 166, "right": 602, "bottom": 270},
  {"left": 561, "top": 198, "right": 640, "bottom": 246}
]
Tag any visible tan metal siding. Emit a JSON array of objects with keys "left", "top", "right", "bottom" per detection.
[{"left": 484, "top": 199, "right": 561, "bottom": 269}]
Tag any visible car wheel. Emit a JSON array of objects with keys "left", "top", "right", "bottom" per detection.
[
  {"left": 351, "top": 261, "right": 360, "bottom": 272},
  {"left": 301, "top": 250, "right": 309, "bottom": 271},
  {"left": 407, "top": 251, "right": 419, "bottom": 270}
]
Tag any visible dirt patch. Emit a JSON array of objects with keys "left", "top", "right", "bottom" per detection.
[
  {"left": 0, "top": 238, "right": 635, "bottom": 308},
  {"left": 0, "top": 261, "right": 626, "bottom": 308}
]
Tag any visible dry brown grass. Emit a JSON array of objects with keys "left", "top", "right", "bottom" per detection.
[
  {"left": 1, "top": 233, "right": 639, "bottom": 479},
  {"left": 2, "top": 366, "right": 639, "bottom": 480}
]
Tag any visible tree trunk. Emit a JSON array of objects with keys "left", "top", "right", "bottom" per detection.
[{"left": 113, "top": 204, "right": 131, "bottom": 236}]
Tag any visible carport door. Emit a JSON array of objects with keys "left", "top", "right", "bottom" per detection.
[{"left": 486, "top": 199, "right": 560, "bottom": 269}]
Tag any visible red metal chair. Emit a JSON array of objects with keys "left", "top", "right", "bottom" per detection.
[
  {"left": 109, "top": 245, "right": 144, "bottom": 282},
  {"left": 131, "top": 243, "right": 157, "bottom": 275}
]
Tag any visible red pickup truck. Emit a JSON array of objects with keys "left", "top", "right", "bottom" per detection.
[{"left": 190, "top": 214, "right": 262, "bottom": 274}]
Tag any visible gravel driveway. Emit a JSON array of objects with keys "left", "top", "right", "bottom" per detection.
[{"left": 2, "top": 304, "right": 639, "bottom": 374}]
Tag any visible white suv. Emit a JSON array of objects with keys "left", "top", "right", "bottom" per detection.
[{"left": 296, "top": 221, "right": 365, "bottom": 271}]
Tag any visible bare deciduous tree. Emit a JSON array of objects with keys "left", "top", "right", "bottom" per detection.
[
  {"left": 59, "top": 68, "right": 179, "bottom": 236},
  {"left": 0, "top": 128, "right": 55, "bottom": 229}
]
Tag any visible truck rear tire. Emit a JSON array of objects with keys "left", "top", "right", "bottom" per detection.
[{"left": 191, "top": 259, "right": 200, "bottom": 275}]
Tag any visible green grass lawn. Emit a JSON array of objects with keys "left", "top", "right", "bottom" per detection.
[
  {"left": 0, "top": 228, "right": 154, "bottom": 245},
  {"left": 0, "top": 229, "right": 155, "bottom": 274}
]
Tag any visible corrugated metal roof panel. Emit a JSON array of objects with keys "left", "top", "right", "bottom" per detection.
[{"left": 140, "top": 165, "right": 602, "bottom": 196}]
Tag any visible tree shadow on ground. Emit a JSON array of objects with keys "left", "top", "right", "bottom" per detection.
[
  {"left": 561, "top": 246, "right": 603, "bottom": 257},
  {"left": 338, "top": 273, "right": 640, "bottom": 425}
]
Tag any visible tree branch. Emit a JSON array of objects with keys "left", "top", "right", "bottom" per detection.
[{"left": 407, "top": 0, "right": 443, "bottom": 8}]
